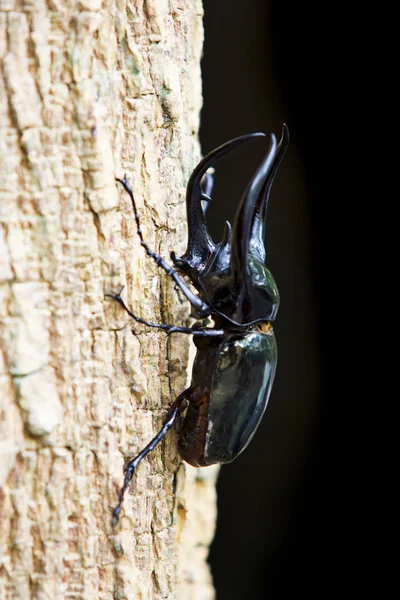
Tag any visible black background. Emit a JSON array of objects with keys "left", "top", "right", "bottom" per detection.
[{"left": 200, "top": 1, "right": 367, "bottom": 598}]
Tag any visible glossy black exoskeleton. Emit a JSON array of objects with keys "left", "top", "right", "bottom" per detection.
[{"left": 108, "top": 125, "right": 289, "bottom": 524}]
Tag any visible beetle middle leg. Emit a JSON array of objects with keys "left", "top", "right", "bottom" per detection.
[
  {"left": 112, "top": 389, "right": 190, "bottom": 525},
  {"left": 106, "top": 287, "right": 224, "bottom": 337}
]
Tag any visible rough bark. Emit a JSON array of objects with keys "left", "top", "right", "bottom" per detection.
[{"left": 0, "top": 1, "right": 218, "bottom": 598}]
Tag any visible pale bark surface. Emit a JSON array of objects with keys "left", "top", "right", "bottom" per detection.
[{"left": 0, "top": 1, "right": 218, "bottom": 598}]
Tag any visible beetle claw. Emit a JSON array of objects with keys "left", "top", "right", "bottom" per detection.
[{"left": 105, "top": 285, "right": 125, "bottom": 305}]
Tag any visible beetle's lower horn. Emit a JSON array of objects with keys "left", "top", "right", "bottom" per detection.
[{"left": 182, "top": 132, "right": 266, "bottom": 266}]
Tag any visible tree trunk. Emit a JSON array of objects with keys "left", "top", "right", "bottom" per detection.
[{"left": 0, "top": 2, "right": 218, "bottom": 598}]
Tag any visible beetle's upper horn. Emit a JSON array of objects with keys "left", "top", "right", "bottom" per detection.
[
  {"left": 230, "top": 124, "right": 289, "bottom": 272},
  {"left": 182, "top": 132, "right": 266, "bottom": 264}
]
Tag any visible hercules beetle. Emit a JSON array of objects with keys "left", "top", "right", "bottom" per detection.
[{"left": 108, "top": 124, "right": 289, "bottom": 524}]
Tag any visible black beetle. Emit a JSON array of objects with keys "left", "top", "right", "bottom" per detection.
[{"left": 108, "top": 125, "right": 289, "bottom": 524}]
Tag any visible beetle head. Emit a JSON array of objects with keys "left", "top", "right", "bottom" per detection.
[{"left": 173, "top": 125, "right": 289, "bottom": 326}]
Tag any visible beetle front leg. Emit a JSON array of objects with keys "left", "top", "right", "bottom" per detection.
[
  {"left": 116, "top": 177, "right": 210, "bottom": 318},
  {"left": 112, "top": 389, "right": 189, "bottom": 525}
]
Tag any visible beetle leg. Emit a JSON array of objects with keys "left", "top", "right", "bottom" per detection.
[
  {"left": 116, "top": 177, "right": 211, "bottom": 318},
  {"left": 112, "top": 389, "right": 189, "bottom": 525},
  {"left": 106, "top": 288, "right": 224, "bottom": 336}
]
